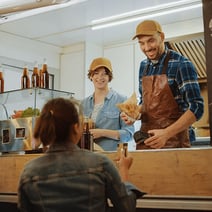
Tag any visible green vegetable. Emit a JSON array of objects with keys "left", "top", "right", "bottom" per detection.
[{"left": 21, "top": 107, "right": 40, "bottom": 117}]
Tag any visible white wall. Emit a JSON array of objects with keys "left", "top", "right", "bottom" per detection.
[
  {"left": 104, "top": 43, "right": 134, "bottom": 98},
  {"left": 60, "top": 43, "right": 85, "bottom": 100},
  {"left": 0, "top": 31, "right": 61, "bottom": 69},
  {"left": 163, "top": 18, "right": 204, "bottom": 41},
  {"left": 134, "top": 42, "right": 146, "bottom": 100},
  {"left": 84, "top": 43, "right": 103, "bottom": 98},
  {"left": 0, "top": 31, "right": 61, "bottom": 90}
]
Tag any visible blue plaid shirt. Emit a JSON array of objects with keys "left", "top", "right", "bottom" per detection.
[
  {"left": 138, "top": 48, "right": 204, "bottom": 141},
  {"left": 139, "top": 49, "right": 204, "bottom": 120}
]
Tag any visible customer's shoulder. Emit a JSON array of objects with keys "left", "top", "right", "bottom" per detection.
[
  {"left": 20, "top": 154, "right": 48, "bottom": 177},
  {"left": 23, "top": 154, "right": 48, "bottom": 168}
]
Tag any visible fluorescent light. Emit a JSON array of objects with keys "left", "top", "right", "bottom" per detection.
[{"left": 91, "top": 0, "right": 202, "bottom": 30}]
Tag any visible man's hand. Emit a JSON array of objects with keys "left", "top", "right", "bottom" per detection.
[
  {"left": 144, "top": 129, "right": 170, "bottom": 149},
  {"left": 120, "top": 112, "right": 136, "bottom": 125}
]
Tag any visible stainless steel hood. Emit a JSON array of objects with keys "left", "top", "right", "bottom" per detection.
[{"left": 167, "top": 38, "right": 206, "bottom": 80}]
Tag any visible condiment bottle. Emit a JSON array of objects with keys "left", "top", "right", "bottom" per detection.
[
  {"left": 39, "top": 68, "right": 43, "bottom": 88},
  {"left": 21, "top": 66, "right": 30, "bottom": 89},
  {"left": 78, "top": 117, "right": 93, "bottom": 151},
  {"left": 41, "top": 59, "right": 49, "bottom": 89},
  {"left": 0, "top": 71, "right": 4, "bottom": 93},
  {"left": 31, "top": 62, "right": 40, "bottom": 88},
  {"left": 117, "top": 143, "right": 128, "bottom": 158}
]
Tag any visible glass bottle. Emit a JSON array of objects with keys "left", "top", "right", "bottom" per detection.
[
  {"left": 117, "top": 143, "right": 128, "bottom": 157},
  {"left": 21, "top": 66, "right": 30, "bottom": 89},
  {"left": 41, "top": 59, "right": 49, "bottom": 89},
  {"left": 0, "top": 70, "right": 4, "bottom": 93},
  {"left": 31, "top": 62, "right": 40, "bottom": 88},
  {"left": 39, "top": 68, "right": 43, "bottom": 88},
  {"left": 78, "top": 117, "right": 93, "bottom": 151}
]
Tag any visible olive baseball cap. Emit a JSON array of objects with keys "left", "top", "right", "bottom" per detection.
[
  {"left": 132, "top": 20, "right": 162, "bottom": 40},
  {"left": 89, "top": 57, "right": 113, "bottom": 72}
]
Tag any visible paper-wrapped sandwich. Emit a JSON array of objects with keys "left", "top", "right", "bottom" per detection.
[{"left": 116, "top": 92, "right": 141, "bottom": 121}]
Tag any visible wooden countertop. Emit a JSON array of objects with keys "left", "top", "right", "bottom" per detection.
[{"left": 0, "top": 147, "right": 212, "bottom": 197}]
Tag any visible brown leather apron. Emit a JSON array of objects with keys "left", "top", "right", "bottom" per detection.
[{"left": 136, "top": 52, "right": 190, "bottom": 150}]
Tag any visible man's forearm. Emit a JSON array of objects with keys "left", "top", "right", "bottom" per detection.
[{"left": 165, "top": 109, "right": 196, "bottom": 138}]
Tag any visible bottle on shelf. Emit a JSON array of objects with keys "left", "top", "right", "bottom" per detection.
[
  {"left": 31, "top": 61, "right": 40, "bottom": 88},
  {"left": 39, "top": 67, "right": 43, "bottom": 87},
  {"left": 40, "top": 59, "right": 49, "bottom": 89},
  {"left": 21, "top": 65, "right": 30, "bottom": 89},
  {"left": 0, "top": 68, "right": 4, "bottom": 93}
]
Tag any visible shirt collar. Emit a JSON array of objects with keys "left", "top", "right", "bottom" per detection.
[
  {"left": 105, "top": 88, "right": 114, "bottom": 100},
  {"left": 47, "top": 143, "right": 79, "bottom": 153},
  {"left": 89, "top": 88, "right": 114, "bottom": 102}
]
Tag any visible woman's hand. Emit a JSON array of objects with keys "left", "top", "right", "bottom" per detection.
[
  {"left": 90, "top": 128, "right": 120, "bottom": 140},
  {"left": 115, "top": 151, "right": 133, "bottom": 182},
  {"left": 89, "top": 129, "right": 102, "bottom": 139}
]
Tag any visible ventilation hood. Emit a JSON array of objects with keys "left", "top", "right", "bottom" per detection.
[{"left": 167, "top": 38, "right": 206, "bottom": 81}]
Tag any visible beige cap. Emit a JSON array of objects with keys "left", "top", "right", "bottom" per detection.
[
  {"left": 89, "top": 57, "right": 113, "bottom": 72},
  {"left": 132, "top": 20, "right": 162, "bottom": 40}
]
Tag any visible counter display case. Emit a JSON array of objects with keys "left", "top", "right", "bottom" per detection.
[{"left": 0, "top": 88, "right": 74, "bottom": 153}]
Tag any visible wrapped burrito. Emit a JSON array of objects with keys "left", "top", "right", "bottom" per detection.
[{"left": 116, "top": 92, "right": 141, "bottom": 121}]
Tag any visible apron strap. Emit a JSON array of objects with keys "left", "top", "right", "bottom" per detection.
[
  {"left": 143, "top": 63, "right": 149, "bottom": 76},
  {"left": 161, "top": 50, "right": 171, "bottom": 74}
]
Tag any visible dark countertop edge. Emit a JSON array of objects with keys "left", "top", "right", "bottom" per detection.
[{"left": 1, "top": 193, "right": 212, "bottom": 210}]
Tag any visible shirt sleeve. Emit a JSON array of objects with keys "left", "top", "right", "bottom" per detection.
[
  {"left": 176, "top": 59, "right": 204, "bottom": 120},
  {"left": 118, "top": 121, "right": 135, "bottom": 142}
]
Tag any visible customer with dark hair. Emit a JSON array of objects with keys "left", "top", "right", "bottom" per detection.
[{"left": 18, "top": 97, "right": 144, "bottom": 212}]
